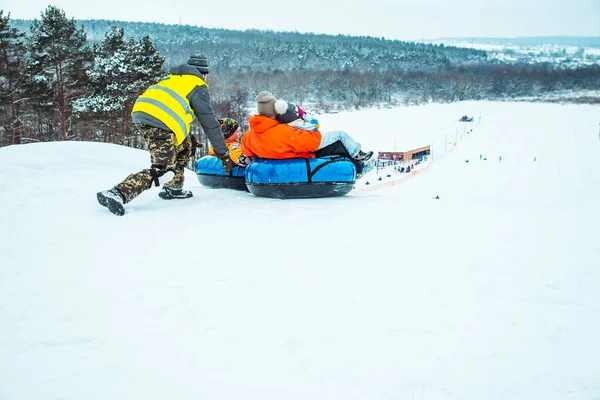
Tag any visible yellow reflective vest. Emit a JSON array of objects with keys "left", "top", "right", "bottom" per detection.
[{"left": 131, "top": 74, "right": 206, "bottom": 146}]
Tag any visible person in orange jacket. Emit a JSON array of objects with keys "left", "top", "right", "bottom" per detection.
[{"left": 241, "top": 91, "right": 373, "bottom": 165}]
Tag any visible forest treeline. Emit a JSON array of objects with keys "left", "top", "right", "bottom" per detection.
[{"left": 1, "top": 7, "right": 599, "bottom": 148}]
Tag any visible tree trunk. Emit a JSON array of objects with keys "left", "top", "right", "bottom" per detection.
[
  {"left": 56, "top": 61, "right": 68, "bottom": 140},
  {"left": 11, "top": 99, "right": 22, "bottom": 144},
  {"left": 122, "top": 106, "right": 128, "bottom": 146}
]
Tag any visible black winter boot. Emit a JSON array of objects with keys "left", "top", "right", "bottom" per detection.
[
  {"left": 97, "top": 188, "right": 125, "bottom": 216},
  {"left": 158, "top": 186, "right": 193, "bottom": 200},
  {"left": 353, "top": 150, "right": 374, "bottom": 163}
]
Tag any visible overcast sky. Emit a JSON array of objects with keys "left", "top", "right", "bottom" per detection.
[{"left": 3, "top": 0, "right": 599, "bottom": 40}]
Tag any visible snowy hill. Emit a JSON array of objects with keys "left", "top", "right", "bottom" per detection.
[{"left": 1, "top": 101, "right": 599, "bottom": 399}]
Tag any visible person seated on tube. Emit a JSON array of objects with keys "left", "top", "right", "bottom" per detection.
[
  {"left": 208, "top": 117, "right": 253, "bottom": 167},
  {"left": 240, "top": 91, "right": 373, "bottom": 175}
]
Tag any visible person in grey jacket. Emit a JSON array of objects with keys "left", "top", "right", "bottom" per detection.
[{"left": 97, "top": 54, "right": 232, "bottom": 216}]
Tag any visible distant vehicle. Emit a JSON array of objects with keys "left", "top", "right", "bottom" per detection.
[{"left": 459, "top": 115, "right": 473, "bottom": 122}]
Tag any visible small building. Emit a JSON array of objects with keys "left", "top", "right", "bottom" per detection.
[
  {"left": 378, "top": 151, "right": 405, "bottom": 161},
  {"left": 379, "top": 145, "right": 430, "bottom": 161}
]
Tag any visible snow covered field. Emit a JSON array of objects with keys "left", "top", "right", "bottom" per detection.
[{"left": 1, "top": 101, "right": 599, "bottom": 400}]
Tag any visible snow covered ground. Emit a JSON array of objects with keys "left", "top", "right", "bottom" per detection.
[{"left": 1, "top": 101, "right": 599, "bottom": 400}]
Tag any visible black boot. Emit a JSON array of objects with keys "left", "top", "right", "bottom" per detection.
[
  {"left": 97, "top": 188, "right": 125, "bottom": 216},
  {"left": 353, "top": 150, "right": 374, "bottom": 163},
  {"left": 355, "top": 158, "right": 375, "bottom": 179},
  {"left": 158, "top": 186, "right": 193, "bottom": 200}
]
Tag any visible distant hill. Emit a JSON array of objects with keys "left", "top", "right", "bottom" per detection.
[
  {"left": 436, "top": 36, "right": 600, "bottom": 48},
  {"left": 12, "top": 19, "right": 488, "bottom": 73},
  {"left": 5, "top": 17, "right": 599, "bottom": 123}
]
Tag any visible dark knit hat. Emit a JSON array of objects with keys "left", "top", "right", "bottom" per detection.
[
  {"left": 275, "top": 99, "right": 303, "bottom": 123},
  {"left": 256, "top": 91, "right": 277, "bottom": 117},
  {"left": 219, "top": 118, "right": 239, "bottom": 139},
  {"left": 187, "top": 54, "right": 209, "bottom": 73}
]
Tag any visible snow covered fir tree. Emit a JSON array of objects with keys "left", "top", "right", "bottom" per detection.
[
  {"left": 25, "top": 6, "right": 91, "bottom": 142},
  {"left": 73, "top": 26, "right": 165, "bottom": 147},
  {"left": 0, "top": 10, "right": 27, "bottom": 145}
]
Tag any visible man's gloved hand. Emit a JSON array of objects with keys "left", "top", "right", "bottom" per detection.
[
  {"left": 237, "top": 154, "right": 254, "bottom": 167},
  {"left": 215, "top": 151, "right": 233, "bottom": 173}
]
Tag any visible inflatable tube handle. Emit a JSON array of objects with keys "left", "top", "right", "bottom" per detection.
[{"left": 307, "top": 157, "right": 352, "bottom": 182}]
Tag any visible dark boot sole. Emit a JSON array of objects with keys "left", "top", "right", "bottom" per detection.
[
  {"left": 97, "top": 191, "right": 108, "bottom": 207},
  {"left": 158, "top": 192, "right": 193, "bottom": 200},
  {"left": 97, "top": 192, "right": 125, "bottom": 216}
]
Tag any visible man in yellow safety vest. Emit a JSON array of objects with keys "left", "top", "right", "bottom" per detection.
[{"left": 97, "top": 54, "right": 232, "bottom": 216}]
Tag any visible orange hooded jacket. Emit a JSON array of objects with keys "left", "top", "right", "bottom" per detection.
[
  {"left": 208, "top": 130, "right": 244, "bottom": 166},
  {"left": 241, "top": 115, "right": 322, "bottom": 159}
]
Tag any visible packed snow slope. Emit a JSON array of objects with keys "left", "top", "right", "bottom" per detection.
[{"left": 1, "top": 101, "right": 599, "bottom": 400}]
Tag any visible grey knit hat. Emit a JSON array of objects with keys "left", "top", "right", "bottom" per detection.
[
  {"left": 187, "top": 54, "right": 209, "bottom": 73},
  {"left": 256, "top": 91, "right": 277, "bottom": 117}
]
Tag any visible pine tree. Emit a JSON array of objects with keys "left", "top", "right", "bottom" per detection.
[
  {"left": 0, "top": 11, "right": 26, "bottom": 145},
  {"left": 134, "top": 35, "right": 165, "bottom": 84},
  {"left": 27, "top": 6, "right": 91, "bottom": 141},
  {"left": 73, "top": 27, "right": 164, "bottom": 146}
]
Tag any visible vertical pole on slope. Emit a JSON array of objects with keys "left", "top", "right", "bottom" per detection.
[{"left": 445, "top": 131, "right": 448, "bottom": 153}]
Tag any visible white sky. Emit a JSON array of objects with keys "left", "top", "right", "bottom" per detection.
[{"left": 3, "top": 0, "right": 600, "bottom": 40}]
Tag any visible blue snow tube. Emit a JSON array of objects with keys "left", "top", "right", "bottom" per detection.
[
  {"left": 244, "top": 156, "right": 356, "bottom": 199},
  {"left": 195, "top": 156, "right": 248, "bottom": 191}
]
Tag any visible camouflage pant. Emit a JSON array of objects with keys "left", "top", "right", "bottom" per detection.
[{"left": 116, "top": 124, "right": 193, "bottom": 203}]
